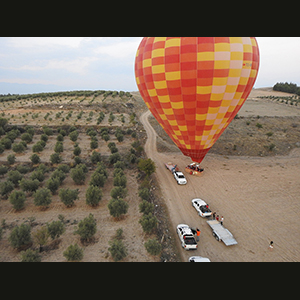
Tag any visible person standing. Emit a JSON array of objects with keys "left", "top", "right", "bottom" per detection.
[
  {"left": 269, "top": 241, "right": 274, "bottom": 251},
  {"left": 220, "top": 216, "right": 224, "bottom": 226},
  {"left": 212, "top": 212, "right": 216, "bottom": 220},
  {"left": 196, "top": 228, "right": 201, "bottom": 242}
]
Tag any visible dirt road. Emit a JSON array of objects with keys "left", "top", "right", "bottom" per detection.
[{"left": 140, "top": 110, "right": 300, "bottom": 262}]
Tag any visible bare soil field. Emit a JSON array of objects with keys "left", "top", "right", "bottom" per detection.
[
  {"left": 138, "top": 87, "right": 300, "bottom": 262},
  {"left": 0, "top": 92, "right": 179, "bottom": 262},
  {"left": 1, "top": 87, "right": 300, "bottom": 262},
  {"left": 148, "top": 88, "right": 300, "bottom": 157}
]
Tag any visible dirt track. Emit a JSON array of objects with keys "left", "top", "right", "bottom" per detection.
[{"left": 140, "top": 110, "right": 300, "bottom": 262}]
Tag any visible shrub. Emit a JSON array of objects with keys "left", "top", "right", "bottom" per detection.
[
  {"left": 46, "top": 177, "right": 60, "bottom": 195},
  {"left": 110, "top": 186, "right": 127, "bottom": 200},
  {"left": 89, "top": 172, "right": 106, "bottom": 188},
  {"left": 138, "top": 158, "right": 156, "bottom": 176},
  {"left": 86, "top": 185, "right": 102, "bottom": 207},
  {"left": 47, "top": 220, "right": 65, "bottom": 240},
  {"left": 0, "top": 180, "right": 14, "bottom": 198},
  {"left": 74, "top": 213, "right": 97, "bottom": 241},
  {"left": 0, "top": 165, "right": 8, "bottom": 176},
  {"left": 102, "top": 133, "right": 110, "bottom": 141},
  {"left": 19, "top": 178, "right": 40, "bottom": 193},
  {"left": 7, "top": 129, "right": 20, "bottom": 141},
  {"left": 30, "top": 153, "right": 41, "bottom": 164},
  {"left": 40, "top": 133, "right": 48, "bottom": 142},
  {"left": 108, "top": 239, "right": 127, "bottom": 262},
  {"left": 144, "top": 239, "right": 161, "bottom": 256},
  {"left": 32, "top": 142, "right": 44, "bottom": 153},
  {"left": 21, "top": 132, "right": 33, "bottom": 143},
  {"left": 33, "top": 226, "right": 50, "bottom": 252},
  {"left": 50, "top": 152, "right": 62, "bottom": 164},
  {"left": 70, "top": 164, "right": 86, "bottom": 185},
  {"left": 9, "top": 190, "right": 26, "bottom": 210},
  {"left": 20, "top": 249, "right": 41, "bottom": 262},
  {"left": 30, "top": 170, "right": 45, "bottom": 182},
  {"left": 57, "top": 164, "right": 70, "bottom": 173},
  {"left": 74, "top": 156, "right": 81, "bottom": 165},
  {"left": 54, "top": 141, "right": 63, "bottom": 153},
  {"left": 138, "top": 188, "right": 150, "bottom": 201},
  {"left": 63, "top": 244, "right": 83, "bottom": 261},
  {"left": 90, "top": 139, "right": 98, "bottom": 150},
  {"left": 1, "top": 137, "right": 12, "bottom": 149},
  {"left": 56, "top": 133, "right": 64, "bottom": 141},
  {"left": 109, "top": 152, "right": 121, "bottom": 164},
  {"left": 36, "top": 163, "right": 49, "bottom": 174},
  {"left": 7, "top": 154, "right": 16, "bottom": 165},
  {"left": 113, "top": 174, "right": 127, "bottom": 188},
  {"left": 42, "top": 126, "right": 53, "bottom": 136},
  {"left": 108, "top": 198, "right": 128, "bottom": 219},
  {"left": 73, "top": 146, "right": 81, "bottom": 156},
  {"left": 50, "top": 169, "right": 66, "bottom": 185},
  {"left": 69, "top": 130, "right": 79, "bottom": 142},
  {"left": 33, "top": 188, "right": 52, "bottom": 208},
  {"left": 116, "top": 133, "right": 124, "bottom": 142},
  {"left": 90, "top": 151, "right": 101, "bottom": 164},
  {"left": 113, "top": 161, "right": 125, "bottom": 170},
  {"left": 139, "top": 213, "right": 157, "bottom": 233},
  {"left": 139, "top": 200, "right": 154, "bottom": 215},
  {"left": 256, "top": 123, "right": 263, "bottom": 129},
  {"left": 16, "top": 165, "right": 30, "bottom": 174},
  {"left": 12, "top": 142, "right": 25, "bottom": 153},
  {"left": 7, "top": 170, "right": 23, "bottom": 186},
  {"left": 9, "top": 223, "right": 32, "bottom": 249},
  {"left": 128, "top": 153, "right": 137, "bottom": 164},
  {"left": 59, "top": 188, "right": 79, "bottom": 207}
]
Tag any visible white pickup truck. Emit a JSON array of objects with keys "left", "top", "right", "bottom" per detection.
[{"left": 176, "top": 224, "right": 198, "bottom": 250}]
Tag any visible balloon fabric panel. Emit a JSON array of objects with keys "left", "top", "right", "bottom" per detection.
[{"left": 135, "top": 37, "right": 259, "bottom": 163}]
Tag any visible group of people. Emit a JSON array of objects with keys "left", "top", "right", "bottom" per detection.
[
  {"left": 212, "top": 212, "right": 224, "bottom": 225},
  {"left": 186, "top": 164, "right": 204, "bottom": 173}
]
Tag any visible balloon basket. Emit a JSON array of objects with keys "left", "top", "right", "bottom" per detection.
[{"left": 185, "top": 163, "right": 204, "bottom": 176}]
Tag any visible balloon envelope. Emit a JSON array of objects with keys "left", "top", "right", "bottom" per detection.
[{"left": 135, "top": 37, "right": 259, "bottom": 163}]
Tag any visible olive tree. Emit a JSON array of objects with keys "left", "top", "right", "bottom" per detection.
[
  {"left": 33, "top": 188, "right": 52, "bottom": 209},
  {"left": 9, "top": 223, "right": 32, "bottom": 249},
  {"left": 74, "top": 213, "right": 97, "bottom": 242},
  {"left": 9, "top": 190, "right": 26, "bottom": 210},
  {"left": 63, "top": 244, "right": 83, "bottom": 261}
]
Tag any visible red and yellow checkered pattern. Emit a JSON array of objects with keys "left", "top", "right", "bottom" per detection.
[{"left": 135, "top": 37, "right": 259, "bottom": 163}]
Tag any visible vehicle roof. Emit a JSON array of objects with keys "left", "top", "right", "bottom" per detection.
[
  {"left": 189, "top": 256, "right": 211, "bottom": 262},
  {"left": 175, "top": 171, "right": 184, "bottom": 176},
  {"left": 177, "top": 224, "right": 193, "bottom": 235},
  {"left": 192, "top": 198, "right": 207, "bottom": 205}
]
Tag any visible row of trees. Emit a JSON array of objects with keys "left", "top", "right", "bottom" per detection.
[
  {"left": 0, "top": 90, "right": 133, "bottom": 103},
  {"left": 273, "top": 82, "right": 300, "bottom": 96}
]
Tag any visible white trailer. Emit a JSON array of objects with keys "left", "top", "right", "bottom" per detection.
[{"left": 207, "top": 220, "right": 237, "bottom": 246}]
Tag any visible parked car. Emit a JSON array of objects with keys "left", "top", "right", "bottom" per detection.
[
  {"left": 176, "top": 224, "right": 197, "bottom": 250},
  {"left": 173, "top": 171, "right": 187, "bottom": 185},
  {"left": 164, "top": 162, "right": 187, "bottom": 185},
  {"left": 192, "top": 198, "right": 212, "bottom": 217}
]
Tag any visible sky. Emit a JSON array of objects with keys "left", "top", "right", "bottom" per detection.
[{"left": 0, "top": 37, "right": 299, "bottom": 95}]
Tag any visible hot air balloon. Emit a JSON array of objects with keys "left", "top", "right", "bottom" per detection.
[{"left": 135, "top": 37, "right": 259, "bottom": 163}]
